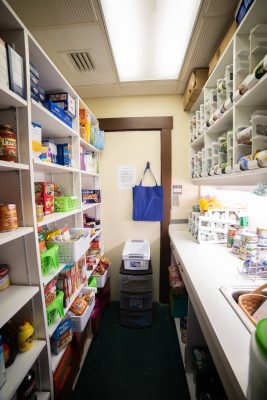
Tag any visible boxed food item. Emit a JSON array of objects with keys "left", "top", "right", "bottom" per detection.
[
  {"left": 51, "top": 318, "right": 73, "bottom": 355},
  {"left": 208, "top": 21, "right": 238, "bottom": 76},
  {"left": 42, "top": 139, "right": 57, "bottom": 163},
  {"left": 183, "top": 69, "right": 209, "bottom": 111},
  {"left": 57, "top": 264, "right": 75, "bottom": 307},
  {"left": 6, "top": 43, "right": 24, "bottom": 98},
  {"left": 29, "top": 62, "right": 39, "bottom": 80},
  {"left": 57, "top": 143, "right": 72, "bottom": 166},
  {"left": 34, "top": 182, "right": 54, "bottom": 215},
  {"left": 0, "top": 38, "right": 9, "bottom": 91},
  {"left": 82, "top": 189, "right": 101, "bottom": 204},
  {"left": 79, "top": 109, "right": 90, "bottom": 142},
  {"left": 61, "top": 110, "right": 72, "bottom": 128},
  {"left": 44, "top": 100, "right": 63, "bottom": 121},
  {"left": 31, "top": 122, "right": 42, "bottom": 158},
  {"left": 46, "top": 92, "right": 76, "bottom": 118}
]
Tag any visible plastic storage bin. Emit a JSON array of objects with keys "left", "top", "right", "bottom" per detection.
[
  {"left": 69, "top": 296, "right": 95, "bottom": 333},
  {"left": 122, "top": 240, "right": 150, "bottom": 270},
  {"left": 120, "top": 291, "right": 152, "bottom": 311},
  {"left": 92, "top": 269, "right": 109, "bottom": 288},
  {"left": 46, "top": 228, "right": 90, "bottom": 263},
  {"left": 120, "top": 309, "right": 152, "bottom": 328},
  {"left": 119, "top": 262, "right": 153, "bottom": 293},
  {"left": 54, "top": 196, "right": 77, "bottom": 212}
]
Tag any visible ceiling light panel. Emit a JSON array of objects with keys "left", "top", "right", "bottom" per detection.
[{"left": 100, "top": 0, "right": 201, "bottom": 82}]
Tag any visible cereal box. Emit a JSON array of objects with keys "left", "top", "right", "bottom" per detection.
[{"left": 34, "top": 182, "right": 54, "bottom": 215}]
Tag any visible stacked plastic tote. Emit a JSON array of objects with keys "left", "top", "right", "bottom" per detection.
[{"left": 119, "top": 240, "right": 153, "bottom": 328}]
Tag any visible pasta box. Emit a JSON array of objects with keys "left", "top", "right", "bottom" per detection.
[
  {"left": 34, "top": 182, "right": 54, "bottom": 215},
  {"left": 82, "top": 189, "right": 101, "bottom": 204},
  {"left": 46, "top": 92, "right": 76, "bottom": 118}
]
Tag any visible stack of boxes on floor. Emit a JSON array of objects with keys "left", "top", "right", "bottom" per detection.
[{"left": 119, "top": 240, "right": 153, "bottom": 328}]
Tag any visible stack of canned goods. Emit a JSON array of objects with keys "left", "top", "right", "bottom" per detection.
[{"left": 240, "top": 232, "right": 258, "bottom": 261}]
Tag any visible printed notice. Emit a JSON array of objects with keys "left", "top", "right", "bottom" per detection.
[{"left": 118, "top": 165, "right": 136, "bottom": 190}]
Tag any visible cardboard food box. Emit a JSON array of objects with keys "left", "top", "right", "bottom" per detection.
[
  {"left": 82, "top": 189, "right": 101, "bottom": 204},
  {"left": 31, "top": 122, "right": 42, "bottom": 158},
  {"left": 34, "top": 182, "right": 54, "bottom": 215},
  {"left": 183, "top": 68, "right": 209, "bottom": 111},
  {"left": 208, "top": 21, "right": 238, "bottom": 76},
  {"left": 46, "top": 92, "right": 76, "bottom": 118}
]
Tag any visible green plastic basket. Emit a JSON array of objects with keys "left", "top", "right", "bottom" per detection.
[
  {"left": 46, "top": 291, "right": 64, "bottom": 326},
  {"left": 41, "top": 244, "right": 59, "bottom": 276},
  {"left": 54, "top": 196, "right": 77, "bottom": 212}
]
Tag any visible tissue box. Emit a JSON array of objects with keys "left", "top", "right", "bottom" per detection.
[{"left": 46, "top": 92, "right": 76, "bottom": 118}]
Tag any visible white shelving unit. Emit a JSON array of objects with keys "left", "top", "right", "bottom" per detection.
[
  {"left": 190, "top": 0, "right": 267, "bottom": 185},
  {"left": 0, "top": 1, "right": 104, "bottom": 398}
]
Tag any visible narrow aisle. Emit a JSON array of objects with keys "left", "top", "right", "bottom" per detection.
[{"left": 74, "top": 302, "right": 190, "bottom": 400}]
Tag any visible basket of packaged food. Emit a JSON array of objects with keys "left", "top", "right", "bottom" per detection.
[
  {"left": 46, "top": 291, "right": 64, "bottom": 326},
  {"left": 40, "top": 244, "right": 59, "bottom": 275},
  {"left": 238, "top": 283, "right": 267, "bottom": 326},
  {"left": 92, "top": 257, "right": 111, "bottom": 288},
  {"left": 46, "top": 227, "right": 91, "bottom": 263},
  {"left": 68, "top": 287, "right": 96, "bottom": 332},
  {"left": 54, "top": 196, "right": 77, "bottom": 212}
]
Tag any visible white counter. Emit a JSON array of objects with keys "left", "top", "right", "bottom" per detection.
[{"left": 169, "top": 226, "right": 265, "bottom": 400}]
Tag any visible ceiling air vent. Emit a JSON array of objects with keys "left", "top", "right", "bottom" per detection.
[{"left": 66, "top": 51, "right": 95, "bottom": 72}]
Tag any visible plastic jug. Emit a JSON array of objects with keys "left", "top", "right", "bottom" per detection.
[{"left": 247, "top": 318, "right": 267, "bottom": 399}]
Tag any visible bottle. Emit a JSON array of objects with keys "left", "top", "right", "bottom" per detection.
[
  {"left": 247, "top": 318, "right": 267, "bottom": 399},
  {"left": 17, "top": 321, "right": 35, "bottom": 352}
]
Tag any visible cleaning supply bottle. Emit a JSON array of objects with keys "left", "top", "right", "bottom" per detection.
[
  {"left": 17, "top": 321, "right": 35, "bottom": 352},
  {"left": 247, "top": 318, "right": 267, "bottom": 399}
]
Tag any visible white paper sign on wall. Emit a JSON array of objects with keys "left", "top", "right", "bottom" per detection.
[{"left": 118, "top": 165, "right": 136, "bottom": 190}]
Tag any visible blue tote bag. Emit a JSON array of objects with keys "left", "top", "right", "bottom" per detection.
[{"left": 132, "top": 163, "right": 164, "bottom": 221}]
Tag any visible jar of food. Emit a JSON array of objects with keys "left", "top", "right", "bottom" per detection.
[
  {"left": 35, "top": 204, "right": 44, "bottom": 222},
  {"left": 0, "top": 265, "right": 9, "bottom": 291},
  {"left": 0, "top": 204, "right": 18, "bottom": 232},
  {"left": 0, "top": 125, "right": 17, "bottom": 162}
]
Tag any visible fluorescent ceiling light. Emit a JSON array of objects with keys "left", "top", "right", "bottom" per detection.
[{"left": 100, "top": 0, "right": 201, "bottom": 82}]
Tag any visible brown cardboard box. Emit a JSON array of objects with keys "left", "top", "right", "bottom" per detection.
[
  {"left": 183, "top": 68, "right": 209, "bottom": 111},
  {"left": 208, "top": 21, "right": 238, "bottom": 76}
]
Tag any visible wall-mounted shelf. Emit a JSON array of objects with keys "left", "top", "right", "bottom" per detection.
[
  {"left": 33, "top": 159, "right": 80, "bottom": 174},
  {"left": 0, "top": 227, "right": 34, "bottom": 246},
  {"left": 0, "top": 160, "right": 29, "bottom": 171},
  {"left": 0, "top": 85, "right": 27, "bottom": 108},
  {"left": 37, "top": 210, "right": 81, "bottom": 227},
  {"left": 80, "top": 137, "right": 99, "bottom": 153}
]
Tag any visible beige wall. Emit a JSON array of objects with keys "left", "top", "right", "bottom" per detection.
[
  {"left": 85, "top": 95, "right": 199, "bottom": 220},
  {"left": 84, "top": 95, "right": 199, "bottom": 301},
  {"left": 101, "top": 131, "right": 161, "bottom": 301}
]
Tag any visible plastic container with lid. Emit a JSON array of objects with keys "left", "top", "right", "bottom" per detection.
[{"left": 247, "top": 318, "right": 267, "bottom": 399}]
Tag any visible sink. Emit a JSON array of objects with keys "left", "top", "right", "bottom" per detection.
[{"left": 220, "top": 285, "right": 265, "bottom": 333}]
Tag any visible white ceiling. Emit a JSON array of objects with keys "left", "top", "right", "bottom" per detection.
[{"left": 8, "top": 0, "right": 239, "bottom": 98}]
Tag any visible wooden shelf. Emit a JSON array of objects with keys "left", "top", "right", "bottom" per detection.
[
  {"left": 31, "top": 99, "right": 78, "bottom": 139},
  {"left": 0, "top": 340, "right": 46, "bottom": 400},
  {"left": 0, "top": 86, "right": 27, "bottom": 109},
  {"left": 0, "top": 285, "right": 39, "bottom": 328},
  {"left": 37, "top": 210, "right": 81, "bottom": 227},
  {"left": 0, "top": 160, "right": 29, "bottom": 171},
  {"left": 0, "top": 227, "right": 34, "bottom": 246},
  {"left": 33, "top": 159, "right": 80, "bottom": 174}
]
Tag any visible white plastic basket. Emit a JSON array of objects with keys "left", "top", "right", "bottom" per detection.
[
  {"left": 47, "top": 228, "right": 91, "bottom": 263},
  {"left": 92, "top": 268, "right": 109, "bottom": 288},
  {"left": 68, "top": 295, "right": 95, "bottom": 333},
  {"left": 122, "top": 240, "right": 150, "bottom": 270}
]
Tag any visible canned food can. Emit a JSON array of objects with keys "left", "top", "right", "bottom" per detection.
[
  {"left": 227, "top": 237, "right": 234, "bottom": 248},
  {"left": 0, "top": 204, "right": 18, "bottom": 232},
  {"left": 240, "top": 216, "right": 249, "bottom": 227}
]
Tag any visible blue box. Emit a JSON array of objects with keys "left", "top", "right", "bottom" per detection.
[
  {"left": 31, "top": 92, "right": 40, "bottom": 103},
  {"left": 44, "top": 100, "right": 63, "bottom": 121},
  {"left": 61, "top": 110, "right": 72, "bottom": 128},
  {"left": 46, "top": 92, "right": 76, "bottom": 118},
  {"left": 57, "top": 143, "right": 72, "bottom": 166},
  {"left": 235, "top": 0, "right": 254, "bottom": 24}
]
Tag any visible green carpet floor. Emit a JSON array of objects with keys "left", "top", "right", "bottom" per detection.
[{"left": 73, "top": 302, "right": 190, "bottom": 400}]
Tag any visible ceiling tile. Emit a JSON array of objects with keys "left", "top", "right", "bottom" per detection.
[
  {"left": 120, "top": 81, "right": 178, "bottom": 96},
  {"left": 74, "top": 84, "right": 121, "bottom": 98}
]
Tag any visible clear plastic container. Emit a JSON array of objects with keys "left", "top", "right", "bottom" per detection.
[{"left": 247, "top": 318, "right": 267, "bottom": 399}]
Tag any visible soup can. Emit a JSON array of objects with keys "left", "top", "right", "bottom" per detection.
[{"left": 0, "top": 204, "right": 18, "bottom": 232}]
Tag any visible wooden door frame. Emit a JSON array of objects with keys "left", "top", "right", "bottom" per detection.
[{"left": 99, "top": 116, "right": 173, "bottom": 303}]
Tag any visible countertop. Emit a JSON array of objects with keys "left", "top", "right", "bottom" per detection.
[{"left": 169, "top": 226, "right": 265, "bottom": 400}]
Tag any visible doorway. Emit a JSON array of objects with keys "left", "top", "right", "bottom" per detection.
[{"left": 99, "top": 116, "right": 173, "bottom": 302}]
